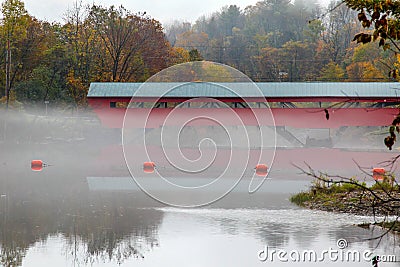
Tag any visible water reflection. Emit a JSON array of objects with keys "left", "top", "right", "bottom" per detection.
[
  {"left": 1, "top": 172, "right": 399, "bottom": 266},
  {"left": 155, "top": 208, "right": 399, "bottom": 267},
  {"left": 0, "top": 180, "right": 163, "bottom": 266},
  {"left": 257, "top": 222, "right": 290, "bottom": 248}
]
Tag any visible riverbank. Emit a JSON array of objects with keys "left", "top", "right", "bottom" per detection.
[{"left": 290, "top": 180, "right": 400, "bottom": 234}]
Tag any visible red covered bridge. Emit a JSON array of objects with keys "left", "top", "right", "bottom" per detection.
[{"left": 87, "top": 82, "right": 400, "bottom": 129}]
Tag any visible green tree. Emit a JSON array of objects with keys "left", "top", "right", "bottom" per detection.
[
  {"left": 170, "top": 0, "right": 324, "bottom": 81},
  {"left": 280, "top": 41, "right": 315, "bottom": 81},
  {"left": 1, "top": 0, "right": 28, "bottom": 108},
  {"left": 345, "top": 42, "right": 392, "bottom": 82},
  {"left": 218, "top": 5, "right": 244, "bottom": 37},
  {"left": 188, "top": 49, "right": 203, "bottom": 61},
  {"left": 318, "top": 61, "right": 345, "bottom": 81},
  {"left": 304, "top": 19, "right": 324, "bottom": 43},
  {"left": 1, "top": 1, "right": 70, "bottom": 109}
]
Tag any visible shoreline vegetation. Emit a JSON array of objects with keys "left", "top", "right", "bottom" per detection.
[{"left": 290, "top": 177, "right": 400, "bottom": 234}]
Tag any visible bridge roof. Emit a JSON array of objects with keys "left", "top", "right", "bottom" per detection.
[{"left": 87, "top": 82, "right": 400, "bottom": 99}]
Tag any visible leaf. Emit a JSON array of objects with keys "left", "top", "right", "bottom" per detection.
[
  {"left": 362, "top": 20, "right": 371, "bottom": 28},
  {"left": 384, "top": 136, "right": 394, "bottom": 150},
  {"left": 324, "top": 109, "right": 329, "bottom": 120},
  {"left": 353, "top": 33, "right": 372, "bottom": 44},
  {"left": 379, "top": 18, "right": 388, "bottom": 27},
  {"left": 392, "top": 114, "right": 400, "bottom": 125},
  {"left": 353, "top": 33, "right": 363, "bottom": 42},
  {"left": 371, "top": 11, "right": 380, "bottom": 20},
  {"left": 362, "top": 34, "right": 372, "bottom": 43},
  {"left": 358, "top": 12, "right": 367, "bottom": 22}
]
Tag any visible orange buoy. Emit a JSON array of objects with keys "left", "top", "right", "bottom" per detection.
[
  {"left": 372, "top": 168, "right": 385, "bottom": 181},
  {"left": 31, "top": 160, "right": 43, "bottom": 172},
  {"left": 143, "top": 162, "right": 155, "bottom": 173},
  {"left": 255, "top": 164, "right": 268, "bottom": 176}
]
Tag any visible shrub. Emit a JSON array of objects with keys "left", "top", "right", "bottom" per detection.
[{"left": 290, "top": 192, "right": 312, "bottom": 206}]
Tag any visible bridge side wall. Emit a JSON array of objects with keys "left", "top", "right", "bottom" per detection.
[{"left": 88, "top": 97, "right": 397, "bottom": 128}]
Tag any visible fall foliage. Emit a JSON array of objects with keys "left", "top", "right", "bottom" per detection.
[
  {"left": 340, "top": 0, "right": 400, "bottom": 150},
  {"left": 0, "top": 0, "right": 398, "bottom": 109},
  {"left": 0, "top": 0, "right": 183, "bottom": 108}
]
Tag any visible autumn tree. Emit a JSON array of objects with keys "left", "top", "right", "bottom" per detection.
[
  {"left": 280, "top": 41, "right": 316, "bottom": 81},
  {"left": 88, "top": 5, "right": 170, "bottom": 82},
  {"left": 5, "top": 0, "right": 399, "bottom": 106},
  {"left": 174, "top": 31, "right": 209, "bottom": 53},
  {"left": 15, "top": 21, "right": 72, "bottom": 105},
  {"left": 168, "top": 47, "right": 190, "bottom": 65},
  {"left": 321, "top": 1, "right": 360, "bottom": 63},
  {"left": 345, "top": 42, "right": 391, "bottom": 82},
  {"left": 249, "top": 40, "right": 317, "bottom": 82},
  {"left": 1, "top": 0, "right": 71, "bottom": 108},
  {"left": 58, "top": 3, "right": 174, "bottom": 107},
  {"left": 344, "top": 0, "right": 400, "bottom": 77},
  {"left": 164, "top": 20, "right": 191, "bottom": 46},
  {"left": 0, "top": 0, "right": 28, "bottom": 108},
  {"left": 342, "top": 0, "right": 400, "bottom": 149},
  {"left": 188, "top": 49, "right": 203, "bottom": 61},
  {"left": 0, "top": 1, "right": 179, "bottom": 108},
  {"left": 251, "top": 46, "right": 282, "bottom": 82},
  {"left": 62, "top": 2, "right": 99, "bottom": 107},
  {"left": 318, "top": 61, "right": 345, "bottom": 81}
]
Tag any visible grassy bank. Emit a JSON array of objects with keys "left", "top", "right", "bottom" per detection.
[{"left": 290, "top": 178, "right": 400, "bottom": 233}]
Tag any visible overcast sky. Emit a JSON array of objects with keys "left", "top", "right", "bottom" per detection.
[{"left": 22, "top": 0, "right": 332, "bottom": 25}]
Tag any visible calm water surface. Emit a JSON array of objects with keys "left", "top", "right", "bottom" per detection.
[
  {"left": 0, "top": 120, "right": 399, "bottom": 267},
  {"left": 0, "top": 175, "right": 398, "bottom": 267}
]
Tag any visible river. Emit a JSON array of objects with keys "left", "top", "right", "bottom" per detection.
[
  {"left": 0, "top": 173, "right": 398, "bottom": 267},
  {"left": 0, "top": 113, "right": 399, "bottom": 266}
]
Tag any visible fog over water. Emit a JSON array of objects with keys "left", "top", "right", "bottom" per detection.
[{"left": 0, "top": 109, "right": 399, "bottom": 266}]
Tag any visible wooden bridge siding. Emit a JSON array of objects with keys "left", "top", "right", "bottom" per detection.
[{"left": 88, "top": 105, "right": 398, "bottom": 128}]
